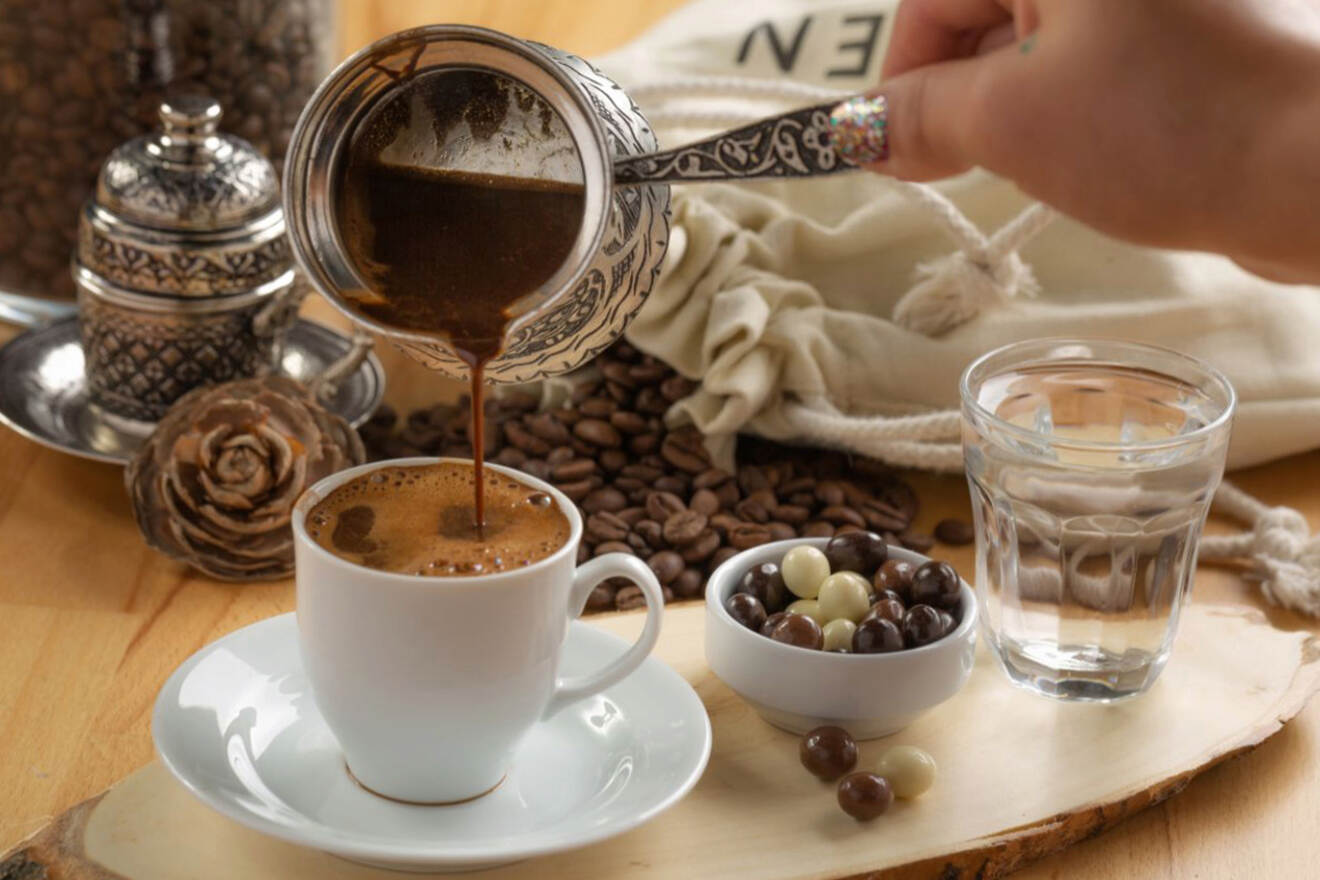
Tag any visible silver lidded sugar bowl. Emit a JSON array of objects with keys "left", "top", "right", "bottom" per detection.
[{"left": 73, "top": 95, "right": 370, "bottom": 427}]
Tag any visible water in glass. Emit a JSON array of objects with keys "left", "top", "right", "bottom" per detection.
[{"left": 963, "top": 344, "right": 1233, "bottom": 701}]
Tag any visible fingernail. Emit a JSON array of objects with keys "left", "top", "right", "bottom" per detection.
[{"left": 828, "top": 95, "right": 889, "bottom": 165}]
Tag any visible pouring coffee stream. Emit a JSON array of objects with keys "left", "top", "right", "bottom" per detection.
[{"left": 285, "top": 25, "right": 859, "bottom": 529}]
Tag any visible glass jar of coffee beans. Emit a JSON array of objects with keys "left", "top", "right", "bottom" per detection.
[{"left": 0, "top": 0, "right": 335, "bottom": 308}]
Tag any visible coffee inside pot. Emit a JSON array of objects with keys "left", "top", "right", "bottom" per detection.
[{"left": 333, "top": 67, "right": 589, "bottom": 370}]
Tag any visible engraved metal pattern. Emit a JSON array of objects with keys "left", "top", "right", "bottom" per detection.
[
  {"left": 78, "top": 221, "right": 292, "bottom": 297},
  {"left": 96, "top": 113, "right": 279, "bottom": 232},
  {"left": 78, "top": 293, "right": 280, "bottom": 422},
  {"left": 613, "top": 101, "right": 851, "bottom": 185},
  {"left": 0, "top": 317, "right": 385, "bottom": 466},
  {"left": 78, "top": 97, "right": 288, "bottom": 298},
  {"left": 395, "top": 43, "right": 671, "bottom": 383}
]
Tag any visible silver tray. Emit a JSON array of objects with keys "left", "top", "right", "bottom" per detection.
[{"left": 0, "top": 317, "right": 384, "bottom": 465}]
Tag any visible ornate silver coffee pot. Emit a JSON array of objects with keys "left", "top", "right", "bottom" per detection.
[
  {"left": 74, "top": 96, "right": 371, "bottom": 426},
  {"left": 285, "top": 25, "right": 853, "bottom": 385}
]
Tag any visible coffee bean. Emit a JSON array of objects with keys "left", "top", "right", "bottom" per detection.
[
  {"left": 772, "top": 504, "right": 810, "bottom": 525},
  {"left": 606, "top": 380, "right": 631, "bottom": 403},
  {"left": 614, "top": 476, "right": 646, "bottom": 494},
  {"left": 708, "top": 512, "right": 741, "bottom": 538},
  {"left": 661, "top": 431, "right": 709, "bottom": 474},
  {"left": 738, "top": 465, "right": 770, "bottom": 494},
  {"left": 580, "top": 397, "right": 616, "bottom": 418},
  {"left": 900, "top": 531, "right": 936, "bottom": 553},
  {"left": 664, "top": 510, "right": 709, "bottom": 545},
  {"left": 552, "top": 458, "right": 596, "bottom": 482},
  {"left": 609, "top": 410, "right": 649, "bottom": 434},
  {"left": 729, "top": 522, "right": 773, "bottom": 549},
  {"left": 860, "top": 503, "right": 907, "bottom": 534},
  {"left": 571, "top": 383, "right": 598, "bottom": 404},
  {"left": 601, "top": 361, "right": 636, "bottom": 388},
  {"left": 818, "top": 506, "right": 866, "bottom": 528},
  {"left": 688, "top": 488, "right": 719, "bottom": 517},
  {"left": 504, "top": 421, "right": 551, "bottom": 456},
  {"left": 629, "top": 433, "right": 661, "bottom": 455},
  {"left": 635, "top": 386, "right": 669, "bottom": 415},
  {"left": 615, "top": 585, "right": 647, "bottom": 611},
  {"left": 521, "top": 459, "right": 551, "bottom": 480},
  {"left": 617, "top": 506, "right": 647, "bottom": 526},
  {"left": 526, "top": 412, "right": 571, "bottom": 445},
  {"left": 585, "top": 512, "right": 629, "bottom": 543},
  {"left": 586, "top": 584, "right": 616, "bottom": 611},
  {"left": 653, "top": 474, "right": 690, "bottom": 494},
  {"left": 574, "top": 419, "right": 622, "bottom": 448},
  {"left": 735, "top": 498, "right": 771, "bottom": 523},
  {"left": 558, "top": 479, "right": 593, "bottom": 502},
  {"left": 815, "top": 482, "right": 846, "bottom": 507},
  {"left": 626, "top": 532, "right": 649, "bottom": 553},
  {"left": 493, "top": 447, "right": 526, "bottom": 467},
  {"left": 767, "top": 522, "right": 797, "bottom": 542},
  {"left": 593, "top": 540, "right": 634, "bottom": 557},
  {"left": 679, "top": 529, "right": 720, "bottom": 563},
  {"left": 582, "top": 487, "right": 627, "bottom": 513},
  {"left": 618, "top": 463, "right": 662, "bottom": 482},
  {"left": 934, "top": 517, "right": 975, "bottom": 546},
  {"left": 645, "top": 491, "right": 686, "bottom": 522},
  {"left": 629, "top": 361, "right": 670, "bottom": 384},
  {"left": 672, "top": 568, "right": 704, "bottom": 599},
  {"left": 547, "top": 446, "right": 575, "bottom": 466},
  {"left": 576, "top": 542, "right": 591, "bottom": 565},
  {"left": 779, "top": 476, "right": 817, "bottom": 495},
  {"left": 600, "top": 449, "right": 629, "bottom": 473},
  {"left": 713, "top": 481, "right": 741, "bottom": 508},
  {"left": 647, "top": 550, "right": 684, "bottom": 585},
  {"left": 692, "top": 468, "right": 732, "bottom": 489},
  {"left": 634, "top": 519, "right": 663, "bottom": 549}
]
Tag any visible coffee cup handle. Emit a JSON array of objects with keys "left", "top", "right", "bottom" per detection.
[{"left": 542, "top": 553, "right": 664, "bottom": 721}]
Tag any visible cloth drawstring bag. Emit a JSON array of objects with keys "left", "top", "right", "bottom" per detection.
[{"left": 590, "top": 0, "right": 1320, "bottom": 616}]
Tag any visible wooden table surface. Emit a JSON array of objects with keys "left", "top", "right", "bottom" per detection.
[{"left": 4, "top": 2, "right": 1320, "bottom": 878}]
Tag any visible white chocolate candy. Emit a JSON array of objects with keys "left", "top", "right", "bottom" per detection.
[
  {"left": 785, "top": 598, "right": 826, "bottom": 626},
  {"left": 782, "top": 545, "right": 831, "bottom": 599},
  {"left": 876, "top": 745, "right": 936, "bottom": 799},
  {"left": 822, "top": 618, "right": 857, "bottom": 652},
  {"left": 817, "top": 571, "right": 872, "bottom": 622}
]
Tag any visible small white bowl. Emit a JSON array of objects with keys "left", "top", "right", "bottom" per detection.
[{"left": 705, "top": 538, "right": 977, "bottom": 739}]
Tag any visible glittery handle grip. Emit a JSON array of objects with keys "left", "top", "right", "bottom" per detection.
[{"left": 613, "top": 100, "right": 856, "bottom": 186}]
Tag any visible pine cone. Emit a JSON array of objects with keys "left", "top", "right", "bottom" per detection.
[{"left": 126, "top": 375, "right": 366, "bottom": 581}]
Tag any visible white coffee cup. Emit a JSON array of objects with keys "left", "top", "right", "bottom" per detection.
[{"left": 291, "top": 457, "right": 664, "bottom": 804}]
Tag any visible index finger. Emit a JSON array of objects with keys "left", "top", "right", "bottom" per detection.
[{"left": 882, "top": 0, "right": 1013, "bottom": 79}]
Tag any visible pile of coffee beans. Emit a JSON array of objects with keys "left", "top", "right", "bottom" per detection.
[
  {"left": 360, "top": 340, "right": 936, "bottom": 614},
  {"left": 0, "top": 0, "right": 331, "bottom": 299},
  {"left": 798, "top": 725, "right": 936, "bottom": 821},
  {"left": 729, "top": 533, "right": 963, "bottom": 652}
]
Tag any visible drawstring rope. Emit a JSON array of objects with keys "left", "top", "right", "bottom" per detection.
[{"left": 637, "top": 74, "right": 1320, "bottom": 618}]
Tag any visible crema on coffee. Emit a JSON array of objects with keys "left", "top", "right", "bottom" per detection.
[{"left": 307, "top": 462, "right": 571, "bottom": 576}]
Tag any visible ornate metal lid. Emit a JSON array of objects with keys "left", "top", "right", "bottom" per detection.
[{"left": 76, "top": 96, "right": 293, "bottom": 298}]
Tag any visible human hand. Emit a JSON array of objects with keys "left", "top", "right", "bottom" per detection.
[{"left": 827, "top": 0, "right": 1320, "bottom": 280}]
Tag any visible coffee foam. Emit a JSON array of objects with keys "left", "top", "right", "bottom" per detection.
[{"left": 307, "top": 462, "right": 571, "bottom": 576}]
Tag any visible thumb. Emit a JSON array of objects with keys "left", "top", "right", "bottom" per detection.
[{"left": 828, "top": 52, "right": 1013, "bottom": 181}]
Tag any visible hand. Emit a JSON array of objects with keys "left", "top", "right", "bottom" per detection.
[{"left": 828, "top": 0, "right": 1320, "bottom": 281}]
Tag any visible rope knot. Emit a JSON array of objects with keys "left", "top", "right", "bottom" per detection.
[
  {"left": 1253, "top": 507, "right": 1311, "bottom": 561},
  {"left": 892, "top": 250, "right": 1040, "bottom": 336}
]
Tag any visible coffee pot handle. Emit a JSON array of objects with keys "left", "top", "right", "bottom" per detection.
[
  {"left": 542, "top": 554, "right": 664, "bottom": 720},
  {"left": 613, "top": 99, "right": 857, "bottom": 186}
]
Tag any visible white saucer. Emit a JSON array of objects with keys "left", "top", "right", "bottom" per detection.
[{"left": 152, "top": 613, "right": 711, "bottom": 873}]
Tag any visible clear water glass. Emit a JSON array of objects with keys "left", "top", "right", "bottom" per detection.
[{"left": 961, "top": 339, "right": 1235, "bottom": 701}]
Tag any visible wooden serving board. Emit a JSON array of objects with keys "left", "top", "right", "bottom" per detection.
[{"left": 5, "top": 602, "right": 1319, "bottom": 880}]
